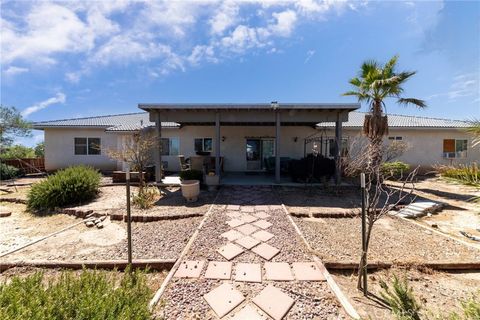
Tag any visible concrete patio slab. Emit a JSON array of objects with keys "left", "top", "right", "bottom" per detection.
[
  {"left": 253, "top": 219, "right": 272, "bottom": 230},
  {"left": 217, "top": 243, "right": 245, "bottom": 260},
  {"left": 263, "top": 262, "right": 294, "bottom": 281},
  {"left": 227, "top": 219, "right": 245, "bottom": 228},
  {"left": 235, "top": 235, "right": 261, "bottom": 249},
  {"left": 204, "top": 261, "right": 232, "bottom": 280},
  {"left": 174, "top": 260, "right": 205, "bottom": 278},
  {"left": 236, "top": 223, "right": 258, "bottom": 235},
  {"left": 230, "top": 304, "right": 265, "bottom": 320},
  {"left": 292, "top": 262, "right": 326, "bottom": 281},
  {"left": 234, "top": 263, "right": 262, "bottom": 283},
  {"left": 240, "top": 214, "right": 258, "bottom": 223},
  {"left": 253, "top": 211, "right": 271, "bottom": 219},
  {"left": 252, "top": 285, "right": 295, "bottom": 320},
  {"left": 204, "top": 283, "right": 245, "bottom": 318},
  {"left": 251, "top": 243, "right": 280, "bottom": 260},
  {"left": 251, "top": 230, "right": 275, "bottom": 242},
  {"left": 221, "top": 229, "right": 244, "bottom": 241}
]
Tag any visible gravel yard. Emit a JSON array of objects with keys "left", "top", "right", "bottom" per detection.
[
  {"left": 332, "top": 267, "right": 480, "bottom": 319},
  {"left": 294, "top": 215, "right": 480, "bottom": 264},
  {"left": 157, "top": 186, "right": 346, "bottom": 319}
]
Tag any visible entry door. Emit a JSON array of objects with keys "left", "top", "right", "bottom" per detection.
[
  {"left": 261, "top": 139, "right": 275, "bottom": 168},
  {"left": 246, "top": 139, "right": 261, "bottom": 170}
]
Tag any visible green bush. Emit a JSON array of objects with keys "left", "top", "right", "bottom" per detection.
[
  {"left": 436, "top": 163, "right": 479, "bottom": 187},
  {"left": 132, "top": 185, "right": 160, "bottom": 209},
  {"left": 0, "top": 163, "right": 20, "bottom": 180},
  {"left": 379, "top": 275, "right": 422, "bottom": 320},
  {"left": 179, "top": 169, "right": 203, "bottom": 182},
  {"left": 381, "top": 161, "right": 410, "bottom": 178},
  {"left": 27, "top": 165, "right": 101, "bottom": 212},
  {"left": 0, "top": 269, "right": 152, "bottom": 320}
]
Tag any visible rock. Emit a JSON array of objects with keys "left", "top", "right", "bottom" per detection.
[
  {"left": 85, "top": 221, "right": 95, "bottom": 227},
  {"left": 96, "top": 222, "right": 104, "bottom": 229},
  {"left": 431, "top": 223, "right": 438, "bottom": 228}
]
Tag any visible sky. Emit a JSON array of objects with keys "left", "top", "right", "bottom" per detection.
[{"left": 1, "top": 0, "right": 479, "bottom": 146}]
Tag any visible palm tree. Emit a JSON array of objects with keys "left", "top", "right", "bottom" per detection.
[
  {"left": 343, "top": 55, "right": 426, "bottom": 169},
  {"left": 467, "top": 119, "right": 480, "bottom": 147}
]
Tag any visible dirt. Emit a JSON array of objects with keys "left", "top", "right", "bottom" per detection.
[{"left": 332, "top": 268, "right": 480, "bottom": 319}]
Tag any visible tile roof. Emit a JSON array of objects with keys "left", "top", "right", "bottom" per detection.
[
  {"left": 318, "top": 112, "right": 470, "bottom": 128},
  {"left": 33, "top": 111, "right": 470, "bottom": 131},
  {"left": 33, "top": 112, "right": 179, "bottom": 131}
]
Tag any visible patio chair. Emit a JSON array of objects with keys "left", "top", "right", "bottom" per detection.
[{"left": 178, "top": 155, "right": 190, "bottom": 171}]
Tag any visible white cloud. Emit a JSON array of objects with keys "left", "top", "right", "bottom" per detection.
[
  {"left": 304, "top": 49, "right": 315, "bottom": 63},
  {"left": 22, "top": 93, "right": 67, "bottom": 117},
  {"left": 3, "top": 66, "right": 29, "bottom": 76},
  {"left": 209, "top": 1, "right": 239, "bottom": 35},
  {"left": 426, "top": 73, "right": 479, "bottom": 102},
  {"left": 270, "top": 10, "right": 297, "bottom": 37}
]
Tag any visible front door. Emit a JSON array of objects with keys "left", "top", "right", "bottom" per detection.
[{"left": 246, "top": 138, "right": 275, "bottom": 171}]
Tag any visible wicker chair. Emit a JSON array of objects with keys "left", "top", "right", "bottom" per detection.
[{"left": 178, "top": 155, "right": 190, "bottom": 170}]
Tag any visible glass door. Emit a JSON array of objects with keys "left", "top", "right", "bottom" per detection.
[
  {"left": 261, "top": 139, "right": 275, "bottom": 170},
  {"left": 246, "top": 139, "right": 261, "bottom": 170}
]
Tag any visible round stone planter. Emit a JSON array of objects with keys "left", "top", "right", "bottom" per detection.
[{"left": 180, "top": 180, "right": 200, "bottom": 202}]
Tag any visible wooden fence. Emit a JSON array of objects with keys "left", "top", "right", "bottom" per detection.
[{"left": 2, "top": 158, "right": 45, "bottom": 174}]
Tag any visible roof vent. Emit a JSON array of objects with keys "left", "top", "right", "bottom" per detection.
[{"left": 271, "top": 101, "right": 279, "bottom": 109}]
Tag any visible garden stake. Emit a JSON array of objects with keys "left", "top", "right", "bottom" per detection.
[
  {"left": 360, "top": 173, "right": 367, "bottom": 295},
  {"left": 126, "top": 166, "right": 133, "bottom": 266}
]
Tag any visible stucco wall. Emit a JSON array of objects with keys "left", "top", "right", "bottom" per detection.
[{"left": 44, "top": 128, "right": 118, "bottom": 171}]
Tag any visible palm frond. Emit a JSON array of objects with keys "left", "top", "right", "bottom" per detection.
[
  {"left": 397, "top": 71, "right": 417, "bottom": 81},
  {"left": 397, "top": 98, "right": 427, "bottom": 108},
  {"left": 349, "top": 77, "right": 362, "bottom": 87},
  {"left": 382, "top": 55, "right": 398, "bottom": 77},
  {"left": 467, "top": 119, "right": 480, "bottom": 147}
]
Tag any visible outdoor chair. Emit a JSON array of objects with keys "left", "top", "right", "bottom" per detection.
[{"left": 178, "top": 155, "right": 190, "bottom": 171}]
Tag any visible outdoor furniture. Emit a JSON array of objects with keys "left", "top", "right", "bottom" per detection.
[
  {"left": 190, "top": 156, "right": 206, "bottom": 171},
  {"left": 178, "top": 155, "right": 190, "bottom": 170}
]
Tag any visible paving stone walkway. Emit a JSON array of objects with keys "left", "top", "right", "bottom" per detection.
[{"left": 157, "top": 186, "right": 346, "bottom": 319}]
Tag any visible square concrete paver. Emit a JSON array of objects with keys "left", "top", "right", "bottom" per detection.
[
  {"left": 218, "top": 243, "right": 245, "bottom": 260},
  {"left": 264, "top": 262, "right": 294, "bottom": 281},
  {"left": 236, "top": 223, "right": 258, "bottom": 235},
  {"left": 269, "top": 205, "right": 283, "bottom": 211},
  {"left": 292, "top": 262, "right": 326, "bottom": 281},
  {"left": 234, "top": 263, "right": 262, "bottom": 283},
  {"left": 226, "top": 212, "right": 243, "bottom": 219},
  {"left": 227, "top": 219, "right": 245, "bottom": 228},
  {"left": 235, "top": 235, "right": 261, "bottom": 249},
  {"left": 230, "top": 304, "right": 265, "bottom": 320},
  {"left": 174, "top": 260, "right": 205, "bottom": 278},
  {"left": 253, "top": 211, "right": 270, "bottom": 219},
  {"left": 252, "top": 285, "right": 295, "bottom": 320},
  {"left": 251, "top": 230, "right": 274, "bottom": 242},
  {"left": 204, "top": 261, "right": 232, "bottom": 280},
  {"left": 221, "top": 229, "right": 244, "bottom": 241},
  {"left": 252, "top": 220, "right": 272, "bottom": 230},
  {"left": 240, "top": 214, "right": 258, "bottom": 223},
  {"left": 240, "top": 206, "right": 255, "bottom": 213},
  {"left": 204, "top": 283, "right": 245, "bottom": 318},
  {"left": 255, "top": 205, "right": 269, "bottom": 211},
  {"left": 251, "top": 243, "right": 280, "bottom": 260},
  {"left": 227, "top": 205, "right": 241, "bottom": 211}
]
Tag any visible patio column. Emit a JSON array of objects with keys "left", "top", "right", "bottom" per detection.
[
  {"left": 215, "top": 111, "right": 221, "bottom": 177},
  {"left": 275, "top": 110, "right": 281, "bottom": 183},
  {"left": 155, "top": 111, "right": 162, "bottom": 185},
  {"left": 335, "top": 112, "right": 342, "bottom": 185}
]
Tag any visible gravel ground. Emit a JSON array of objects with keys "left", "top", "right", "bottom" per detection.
[
  {"left": 294, "top": 216, "right": 480, "bottom": 264},
  {"left": 157, "top": 186, "right": 345, "bottom": 319}
]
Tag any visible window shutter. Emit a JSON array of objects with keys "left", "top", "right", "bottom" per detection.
[{"left": 443, "top": 139, "right": 455, "bottom": 153}]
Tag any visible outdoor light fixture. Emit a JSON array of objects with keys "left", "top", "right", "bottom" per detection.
[
  {"left": 222, "top": 136, "right": 226, "bottom": 142},
  {"left": 293, "top": 137, "right": 298, "bottom": 142}
]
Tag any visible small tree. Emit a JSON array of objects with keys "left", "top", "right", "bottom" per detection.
[
  {"left": 0, "top": 105, "right": 31, "bottom": 147},
  {"left": 468, "top": 119, "right": 480, "bottom": 148},
  {"left": 0, "top": 144, "right": 36, "bottom": 159},
  {"left": 34, "top": 142, "right": 45, "bottom": 157}
]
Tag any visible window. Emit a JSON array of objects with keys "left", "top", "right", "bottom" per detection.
[
  {"left": 443, "top": 139, "right": 467, "bottom": 158},
  {"left": 74, "top": 137, "right": 101, "bottom": 155},
  {"left": 160, "top": 137, "right": 179, "bottom": 156},
  {"left": 194, "top": 138, "right": 212, "bottom": 152},
  {"left": 388, "top": 136, "right": 403, "bottom": 141},
  {"left": 328, "top": 138, "right": 349, "bottom": 158}
]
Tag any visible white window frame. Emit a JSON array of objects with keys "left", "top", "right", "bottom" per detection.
[
  {"left": 160, "top": 137, "right": 180, "bottom": 156},
  {"left": 194, "top": 138, "right": 213, "bottom": 152},
  {"left": 443, "top": 139, "right": 468, "bottom": 159}
]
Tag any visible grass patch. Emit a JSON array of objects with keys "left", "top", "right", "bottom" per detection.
[
  {"left": 0, "top": 269, "right": 152, "bottom": 320},
  {"left": 435, "top": 163, "right": 479, "bottom": 188}
]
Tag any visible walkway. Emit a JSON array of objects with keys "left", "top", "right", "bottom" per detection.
[{"left": 156, "top": 186, "right": 346, "bottom": 319}]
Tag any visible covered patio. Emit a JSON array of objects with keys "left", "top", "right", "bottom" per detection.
[{"left": 139, "top": 102, "right": 359, "bottom": 185}]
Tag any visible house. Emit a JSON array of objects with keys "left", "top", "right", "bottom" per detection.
[{"left": 33, "top": 103, "right": 478, "bottom": 183}]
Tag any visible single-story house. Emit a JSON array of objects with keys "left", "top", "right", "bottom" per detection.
[{"left": 33, "top": 102, "right": 478, "bottom": 184}]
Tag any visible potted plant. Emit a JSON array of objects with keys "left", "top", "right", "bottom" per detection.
[
  {"left": 179, "top": 170, "right": 202, "bottom": 202},
  {"left": 205, "top": 171, "right": 219, "bottom": 191}
]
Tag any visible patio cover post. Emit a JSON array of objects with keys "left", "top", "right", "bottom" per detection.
[
  {"left": 335, "top": 112, "right": 342, "bottom": 185},
  {"left": 215, "top": 112, "right": 221, "bottom": 177},
  {"left": 275, "top": 110, "right": 281, "bottom": 183},
  {"left": 155, "top": 111, "right": 162, "bottom": 184}
]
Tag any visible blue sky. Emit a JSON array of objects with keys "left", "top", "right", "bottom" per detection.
[{"left": 1, "top": 0, "right": 479, "bottom": 146}]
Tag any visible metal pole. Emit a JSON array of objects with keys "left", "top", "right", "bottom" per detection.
[
  {"left": 126, "top": 166, "right": 132, "bottom": 266},
  {"left": 360, "top": 172, "right": 367, "bottom": 295}
]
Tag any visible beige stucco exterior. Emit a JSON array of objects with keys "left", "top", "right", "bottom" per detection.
[{"left": 42, "top": 126, "right": 479, "bottom": 172}]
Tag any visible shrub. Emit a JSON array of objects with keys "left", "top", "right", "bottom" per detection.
[
  {"left": 435, "top": 163, "right": 479, "bottom": 187},
  {"left": 0, "top": 268, "right": 152, "bottom": 320},
  {"left": 132, "top": 185, "right": 160, "bottom": 209},
  {"left": 0, "top": 163, "right": 20, "bottom": 180},
  {"left": 381, "top": 161, "right": 410, "bottom": 178},
  {"left": 27, "top": 165, "right": 101, "bottom": 212},
  {"left": 379, "top": 275, "right": 421, "bottom": 320},
  {"left": 179, "top": 169, "right": 203, "bottom": 182}
]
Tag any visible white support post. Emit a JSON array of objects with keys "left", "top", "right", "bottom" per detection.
[
  {"left": 155, "top": 112, "right": 162, "bottom": 185},
  {"left": 275, "top": 110, "right": 281, "bottom": 184},
  {"left": 335, "top": 112, "right": 342, "bottom": 185},
  {"left": 215, "top": 112, "right": 221, "bottom": 177}
]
